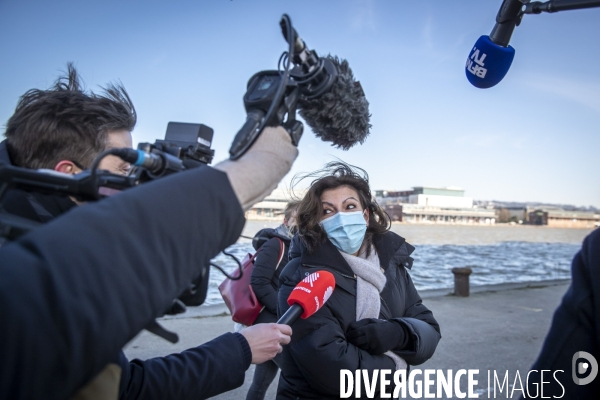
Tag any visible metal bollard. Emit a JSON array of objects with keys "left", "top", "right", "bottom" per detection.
[{"left": 451, "top": 267, "right": 473, "bottom": 297}]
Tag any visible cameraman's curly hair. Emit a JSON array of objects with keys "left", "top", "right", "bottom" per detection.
[
  {"left": 293, "top": 161, "right": 390, "bottom": 255},
  {"left": 4, "top": 62, "right": 136, "bottom": 169}
]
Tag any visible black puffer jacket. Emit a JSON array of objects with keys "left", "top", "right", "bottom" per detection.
[
  {"left": 251, "top": 226, "right": 292, "bottom": 324},
  {"left": 277, "top": 232, "right": 441, "bottom": 399}
]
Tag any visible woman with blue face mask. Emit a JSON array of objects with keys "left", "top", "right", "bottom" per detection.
[{"left": 276, "top": 162, "right": 441, "bottom": 400}]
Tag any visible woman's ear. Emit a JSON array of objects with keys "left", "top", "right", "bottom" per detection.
[{"left": 363, "top": 208, "right": 370, "bottom": 223}]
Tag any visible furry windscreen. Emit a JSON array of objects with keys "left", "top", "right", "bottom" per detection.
[{"left": 298, "top": 55, "right": 371, "bottom": 150}]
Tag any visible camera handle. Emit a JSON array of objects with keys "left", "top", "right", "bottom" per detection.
[{"left": 229, "top": 14, "right": 300, "bottom": 160}]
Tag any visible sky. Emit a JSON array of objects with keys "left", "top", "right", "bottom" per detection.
[{"left": 1, "top": 0, "right": 599, "bottom": 208}]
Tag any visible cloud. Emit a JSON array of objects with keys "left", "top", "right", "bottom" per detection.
[
  {"left": 522, "top": 74, "right": 600, "bottom": 115},
  {"left": 350, "top": 0, "right": 376, "bottom": 31},
  {"left": 454, "top": 132, "right": 527, "bottom": 150},
  {"left": 422, "top": 15, "right": 433, "bottom": 50},
  {"left": 455, "top": 133, "right": 501, "bottom": 148},
  {"left": 146, "top": 53, "right": 168, "bottom": 69},
  {"left": 414, "top": 11, "right": 461, "bottom": 65},
  {"left": 511, "top": 135, "right": 528, "bottom": 150}
]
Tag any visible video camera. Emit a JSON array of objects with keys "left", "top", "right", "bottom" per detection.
[{"left": 0, "top": 122, "right": 214, "bottom": 210}]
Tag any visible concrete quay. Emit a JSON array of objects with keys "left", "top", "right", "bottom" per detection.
[{"left": 123, "top": 279, "right": 571, "bottom": 399}]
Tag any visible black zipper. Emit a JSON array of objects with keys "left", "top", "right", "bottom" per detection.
[{"left": 379, "top": 295, "right": 392, "bottom": 319}]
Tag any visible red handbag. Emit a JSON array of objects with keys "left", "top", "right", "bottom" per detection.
[{"left": 218, "top": 238, "right": 284, "bottom": 326}]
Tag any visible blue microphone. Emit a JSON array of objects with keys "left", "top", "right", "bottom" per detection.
[
  {"left": 466, "top": 0, "right": 524, "bottom": 88},
  {"left": 466, "top": 36, "right": 515, "bottom": 88}
]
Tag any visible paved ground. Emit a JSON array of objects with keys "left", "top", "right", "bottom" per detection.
[{"left": 123, "top": 280, "right": 570, "bottom": 399}]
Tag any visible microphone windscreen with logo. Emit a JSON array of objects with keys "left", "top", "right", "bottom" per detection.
[
  {"left": 298, "top": 56, "right": 371, "bottom": 150},
  {"left": 287, "top": 270, "right": 335, "bottom": 319},
  {"left": 466, "top": 35, "right": 515, "bottom": 89}
]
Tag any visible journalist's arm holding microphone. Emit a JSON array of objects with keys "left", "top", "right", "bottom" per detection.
[{"left": 0, "top": 126, "right": 296, "bottom": 400}]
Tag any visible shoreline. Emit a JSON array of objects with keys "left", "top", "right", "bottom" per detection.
[
  {"left": 163, "top": 278, "right": 571, "bottom": 320},
  {"left": 241, "top": 220, "right": 592, "bottom": 246},
  {"left": 245, "top": 218, "right": 596, "bottom": 230}
]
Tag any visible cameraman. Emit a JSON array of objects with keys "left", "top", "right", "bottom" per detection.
[
  {"left": 1, "top": 64, "right": 136, "bottom": 218},
  {"left": 0, "top": 65, "right": 298, "bottom": 400}
]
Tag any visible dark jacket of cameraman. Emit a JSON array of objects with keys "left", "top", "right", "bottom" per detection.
[
  {"left": 522, "top": 227, "right": 600, "bottom": 399},
  {"left": 0, "top": 144, "right": 250, "bottom": 400},
  {"left": 276, "top": 232, "right": 441, "bottom": 399}
]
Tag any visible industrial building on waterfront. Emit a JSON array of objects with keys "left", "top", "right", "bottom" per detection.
[
  {"left": 375, "top": 186, "right": 497, "bottom": 225},
  {"left": 247, "top": 186, "right": 598, "bottom": 228},
  {"left": 487, "top": 204, "right": 599, "bottom": 228},
  {"left": 528, "top": 208, "right": 600, "bottom": 228}
]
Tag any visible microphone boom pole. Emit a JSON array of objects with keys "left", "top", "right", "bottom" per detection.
[
  {"left": 524, "top": 0, "right": 600, "bottom": 14},
  {"left": 490, "top": 0, "right": 525, "bottom": 47}
]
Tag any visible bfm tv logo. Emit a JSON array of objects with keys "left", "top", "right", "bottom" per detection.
[
  {"left": 573, "top": 351, "right": 598, "bottom": 386},
  {"left": 466, "top": 47, "right": 487, "bottom": 79}
]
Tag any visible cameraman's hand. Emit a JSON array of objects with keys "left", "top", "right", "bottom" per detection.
[{"left": 240, "top": 323, "right": 292, "bottom": 364}]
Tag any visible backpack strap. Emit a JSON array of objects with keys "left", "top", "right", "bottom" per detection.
[
  {"left": 250, "top": 248, "right": 261, "bottom": 263},
  {"left": 274, "top": 238, "right": 285, "bottom": 271}
]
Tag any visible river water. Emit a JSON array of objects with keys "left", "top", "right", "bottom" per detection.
[{"left": 204, "top": 221, "right": 593, "bottom": 305}]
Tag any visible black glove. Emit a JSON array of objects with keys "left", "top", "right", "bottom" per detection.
[{"left": 346, "top": 318, "right": 407, "bottom": 355}]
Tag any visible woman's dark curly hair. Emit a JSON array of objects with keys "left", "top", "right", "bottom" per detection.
[{"left": 293, "top": 161, "right": 390, "bottom": 255}]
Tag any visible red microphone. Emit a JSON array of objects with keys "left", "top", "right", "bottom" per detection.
[{"left": 278, "top": 270, "right": 335, "bottom": 325}]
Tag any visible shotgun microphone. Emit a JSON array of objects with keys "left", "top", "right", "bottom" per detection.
[
  {"left": 279, "top": 17, "right": 370, "bottom": 149},
  {"left": 297, "top": 55, "right": 371, "bottom": 150},
  {"left": 278, "top": 270, "right": 335, "bottom": 326},
  {"left": 229, "top": 14, "right": 370, "bottom": 159}
]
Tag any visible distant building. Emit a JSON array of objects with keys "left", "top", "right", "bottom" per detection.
[
  {"left": 496, "top": 206, "right": 527, "bottom": 223},
  {"left": 401, "top": 204, "right": 496, "bottom": 224},
  {"left": 378, "top": 186, "right": 496, "bottom": 225},
  {"left": 528, "top": 209, "right": 600, "bottom": 228},
  {"left": 375, "top": 190, "right": 413, "bottom": 204},
  {"left": 385, "top": 204, "right": 404, "bottom": 222},
  {"left": 408, "top": 186, "right": 473, "bottom": 208},
  {"left": 246, "top": 188, "right": 305, "bottom": 220}
]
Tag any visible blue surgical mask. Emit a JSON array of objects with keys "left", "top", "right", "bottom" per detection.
[{"left": 319, "top": 210, "right": 367, "bottom": 254}]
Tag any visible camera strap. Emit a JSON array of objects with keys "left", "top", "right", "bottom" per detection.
[{"left": 145, "top": 320, "right": 179, "bottom": 344}]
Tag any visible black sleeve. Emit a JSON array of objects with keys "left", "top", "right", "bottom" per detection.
[
  {"left": 522, "top": 229, "right": 600, "bottom": 399},
  {"left": 251, "top": 237, "right": 282, "bottom": 314},
  {"left": 391, "top": 270, "right": 441, "bottom": 365},
  {"left": 0, "top": 166, "right": 245, "bottom": 400},
  {"left": 119, "top": 333, "right": 252, "bottom": 400}
]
